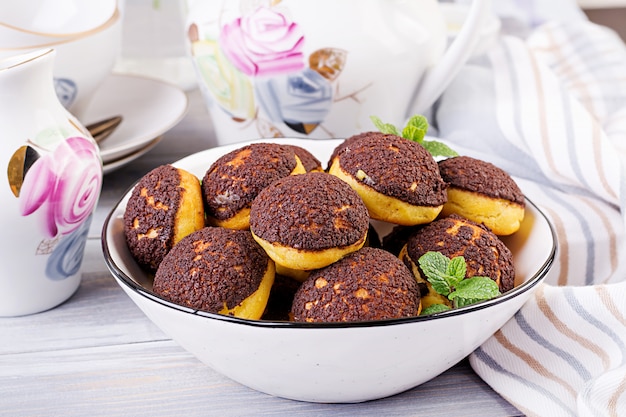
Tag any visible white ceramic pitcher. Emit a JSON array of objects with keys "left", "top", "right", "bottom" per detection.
[
  {"left": 185, "top": 0, "right": 491, "bottom": 145},
  {"left": 0, "top": 49, "right": 103, "bottom": 316}
]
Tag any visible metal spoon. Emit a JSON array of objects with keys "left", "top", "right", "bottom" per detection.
[{"left": 86, "top": 115, "right": 123, "bottom": 144}]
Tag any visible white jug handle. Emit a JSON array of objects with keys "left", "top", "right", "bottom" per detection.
[{"left": 405, "top": 0, "right": 492, "bottom": 118}]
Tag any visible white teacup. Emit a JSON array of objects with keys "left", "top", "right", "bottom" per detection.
[
  {"left": 0, "top": 0, "right": 117, "bottom": 37},
  {"left": 0, "top": 7, "right": 122, "bottom": 120},
  {"left": 0, "top": 25, "right": 76, "bottom": 49},
  {"left": 185, "top": 0, "right": 490, "bottom": 145}
]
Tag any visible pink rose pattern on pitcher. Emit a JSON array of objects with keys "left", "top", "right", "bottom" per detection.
[
  {"left": 188, "top": 0, "right": 349, "bottom": 137},
  {"left": 8, "top": 135, "right": 102, "bottom": 281}
]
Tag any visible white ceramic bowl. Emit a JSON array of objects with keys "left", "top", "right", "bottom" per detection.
[
  {"left": 102, "top": 138, "right": 556, "bottom": 403},
  {"left": 0, "top": 8, "right": 122, "bottom": 119},
  {"left": 0, "top": 0, "right": 117, "bottom": 37}
]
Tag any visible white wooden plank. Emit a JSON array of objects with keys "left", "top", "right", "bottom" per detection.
[
  {"left": 1, "top": 240, "right": 166, "bottom": 355},
  {"left": 0, "top": 340, "right": 520, "bottom": 417}
]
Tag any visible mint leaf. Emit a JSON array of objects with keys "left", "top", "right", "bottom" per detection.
[
  {"left": 402, "top": 115, "right": 429, "bottom": 142},
  {"left": 418, "top": 251, "right": 452, "bottom": 296},
  {"left": 370, "top": 114, "right": 458, "bottom": 158},
  {"left": 421, "top": 140, "right": 459, "bottom": 158},
  {"left": 420, "top": 304, "right": 451, "bottom": 316},
  {"left": 406, "top": 114, "right": 429, "bottom": 131},
  {"left": 370, "top": 116, "right": 399, "bottom": 136},
  {"left": 418, "top": 251, "right": 449, "bottom": 275},
  {"left": 446, "top": 256, "right": 467, "bottom": 288},
  {"left": 402, "top": 125, "right": 425, "bottom": 143},
  {"left": 418, "top": 252, "right": 467, "bottom": 294},
  {"left": 448, "top": 276, "right": 500, "bottom": 308},
  {"left": 454, "top": 297, "right": 486, "bottom": 308}
]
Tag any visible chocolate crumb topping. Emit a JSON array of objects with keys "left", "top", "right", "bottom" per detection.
[
  {"left": 153, "top": 227, "right": 270, "bottom": 313},
  {"left": 202, "top": 143, "right": 299, "bottom": 221},
  {"left": 123, "top": 165, "right": 183, "bottom": 272},
  {"left": 327, "top": 131, "right": 370, "bottom": 165},
  {"left": 438, "top": 156, "right": 525, "bottom": 205},
  {"left": 403, "top": 215, "right": 515, "bottom": 292},
  {"left": 332, "top": 132, "right": 447, "bottom": 206},
  {"left": 291, "top": 247, "right": 420, "bottom": 322},
  {"left": 250, "top": 172, "right": 369, "bottom": 250}
]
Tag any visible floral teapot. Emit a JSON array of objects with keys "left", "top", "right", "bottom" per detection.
[{"left": 185, "top": 0, "right": 491, "bottom": 145}]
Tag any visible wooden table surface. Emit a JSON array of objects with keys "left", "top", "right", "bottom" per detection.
[{"left": 0, "top": 88, "right": 523, "bottom": 417}]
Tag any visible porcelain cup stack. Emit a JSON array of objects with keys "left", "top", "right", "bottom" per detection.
[{"left": 0, "top": 0, "right": 121, "bottom": 120}]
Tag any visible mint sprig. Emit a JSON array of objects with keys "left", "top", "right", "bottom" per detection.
[
  {"left": 417, "top": 251, "right": 500, "bottom": 315},
  {"left": 401, "top": 115, "right": 429, "bottom": 142},
  {"left": 370, "top": 115, "right": 458, "bottom": 158}
]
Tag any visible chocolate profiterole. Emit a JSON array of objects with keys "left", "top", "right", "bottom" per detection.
[
  {"left": 328, "top": 132, "right": 447, "bottom": 226},
  {"left": 202, "top": 142, "right": 306, "bottom": 230},
  {"left": 153, "top": 227, "right": 275, "bottom": 319},
  {"left": 123, "top": 164, "right": 205, "bottom": 273},
  {"left": 250, "top": 172, "right": 369, "bottom": 272},
  {"left": 283, "top": 144, "right": 323, "bottom": 172},
  {"left": 399, "top": 214, "right": 515, "bottom": 309},
  {"left": 438, "top": 156, "right": 525, "bottom": 235},
  {"left": 291, "top": 247, "right": 421, "bottom": 323},
  {"left": 273, "top": 223, "right": 382, "bottom": 283}
]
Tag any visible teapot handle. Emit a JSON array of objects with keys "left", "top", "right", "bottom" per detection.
[{"left": 405, "top": 0, "right": 492, "bottom": 118}]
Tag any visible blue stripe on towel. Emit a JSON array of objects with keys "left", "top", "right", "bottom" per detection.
[
  {"left": 564, "top": 287, "right": 626, "bottom": 355},
  {"left": 515, "top": 311, "right": 592, "bottom": 380},
  {"left": 472, "top": 346, "right": 578, "bottom": 417}
]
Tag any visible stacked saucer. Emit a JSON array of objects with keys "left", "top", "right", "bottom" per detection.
[{"left": 81, "top": 74, "right": 188, "bottom": 174}]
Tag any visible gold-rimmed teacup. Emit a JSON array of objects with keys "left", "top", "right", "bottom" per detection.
[
  {"left": 0, "top": 7, "right": 122, "bottom": 119},
  {"left": 0, "top": 0, "right": 117, "bottom": 39}
]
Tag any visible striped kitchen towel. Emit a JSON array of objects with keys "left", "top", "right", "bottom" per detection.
[{"left": 434, "top": 15, "right": 626, "bottom": 417}]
